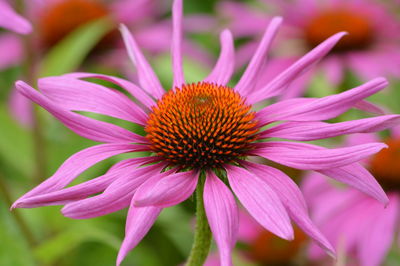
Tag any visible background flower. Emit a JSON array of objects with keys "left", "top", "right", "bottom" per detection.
[{"left": 302, "top": 129, "right": 400, "bottom": 266}]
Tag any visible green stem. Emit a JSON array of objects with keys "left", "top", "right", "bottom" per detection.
[
  {"left": 186, "top": 176, "right": 212, "bottom": 266},
  {"left": 0, "top": 174, "right": 36, "bottom": 247}
]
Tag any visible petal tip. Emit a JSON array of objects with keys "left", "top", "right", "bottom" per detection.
[{"left": 271, "top": 16, "right": 283, "bottom": 24}]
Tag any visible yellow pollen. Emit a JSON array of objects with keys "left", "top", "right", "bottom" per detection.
[
  {"left": 304, "top": 9, "right": 374, "bottom": 52},
  {"left": 145, "top": 82, "right": 259, "bottom": 169}
]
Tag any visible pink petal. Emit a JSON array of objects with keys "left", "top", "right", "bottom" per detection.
[
  {"left": 269, "top": 142, "right": 388, "bottom": 205},
  {"left": 204, "top": 29, "right": 234, "bottom": 86},
  {"left": 248, "top": 32, "right": 347, "bottom": 103},
  {"left": 234, "top": 17, "right": 282, "bottom": 95},
  {"left": 120, "top": 24, "right": 164, "bottom": 99},
  {"left": 0, "top": 1, "right": 32, "bottom": 34},
  {"left": 252, "top": 141, "right": 387, "bottom": 170},
  {"left": 12, "top": 143, "right": 145, "bottom": 208},
  {"left": 62, "top": 72, "right": 156, "bottom": 110},
  {"left": 322, "top": 56, "right": 343, "bottom": 86},
  {"left": 8, "top": 86, "right": 32, "bottom": 126},
  {"left": 354, "top": 100, "right": 386, "bottom": 115},
  {"left": 39, "top": 77, "right": 148, "bottom": 125},
  {"left": 61, "top": 163, "right": 166, "bottom": 219},
  {"left": 15, "top": 157, "right": 160, "bottom": 208},
  {"left": 225, "top": 165, "right": 293, "bottom": 240},
  {"left": 237, "top": 210, "right": 263, "bottom": 243},
  {"left": 117, "top": 205, "right": 162, "bottom": 266},
  {"left": 240, "top": 161, "right": 307, "bottom": 211},
  {"left": 260, "top": 115, "right": 400, "bottom": 141},
  {"left": 204, "top": 171, "right": 239, "bottom": 266},
  {"left": 358, "top": 195, "right": 399, "bottom": 266},
  {"left": 319, "top": 164, "right": 389, "bottom": 205},
  {"left": 171, "top": 0, "right": 185, "bottom": 88},
  {"left": 111, "top": 0, "right": 157, "bottom": 25},
  {"left": 0, "top": 33, "right": 23, "bottom": 69},
  {"left": 256, "top": 77, "right": 388, "bottom": 126},
  {"left": 241, "top": 161, "right": 335, "bottom": 256},
  {"left": 16, "top": 81, "right": 147, "bottom": 143},
  {"left": 133, "top": 170, "right": 198, "bottom": 207}
]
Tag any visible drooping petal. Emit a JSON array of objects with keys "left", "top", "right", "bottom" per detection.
[
  {"left": 117, "top": 204, "right": 162, "bottom": 266},
  {"left": 260, "top": 141, "right": 388, "bottom": 204},
  {"left": 252, "top": 141, "right": 387, "bottom": 170},
  {"left": 242, "top": 161, "right": 335, "bottom": 256},
  {"left": 260, "top": 115, "right": 400, "bottom": 141},
  {"left": 61, "top": 163, "right": 165, "bottom": 219},
  {"left": 247, "top": 32, "right": 347, "bottom": 103},
  {"left": 12, "top": 143, "right": 146, "bottom": 208},
  {"left": 120, "top": 24, "right": 164, "bottom": 99},
  {"left": 15, "top": 157, "right": 161, "bottom": 208},
  {"left": 318, "top": 164, "right": 389, "bottom": 205},
  {"left": 171, "top": 0, "right": 185, "bottom": 88},
  {"left": 133, "top": 170, "right": 198, "bottom": 207},
  {"left": 39, "top": 77, "right": 148, "bottom": 125},
  {"left": 226, "top": 165, "right": 293, "bottom": 240},
  {"left": 256, "top": 77, "right": 388, "bottom": 126},
  {"left": 62, "top": 72, "right": 156, "bottom": 109},
  {"left": 359, "top": 195, "right": 399, "bottom": 266},
  {"left": 16, "top": 81, "right": 148, "bottom": 143},
  {"left": 354, "top": 100, "right": 386, "bottom": 115},
  {"left": 0, "top": 1, "right": 32, "bottom": 34},
  {"left": 204, "top": 171, "right": 239, "bottom": 266},
  {"left": 204, "top": 29, "right": 234, "bottom": 86},
  {"left": 234, "top": 17, "right": 282, "bottom": 95},
  {"left": 240, "top": 161, "right": 307, "bottom": 211}
]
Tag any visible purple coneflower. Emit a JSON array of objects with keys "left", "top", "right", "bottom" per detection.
[
  {"left": 11, "top": 0, "right": 400, "bottom": 265},
  {"left": 302, "top": 130, "right": 400, "bottom": 266}
]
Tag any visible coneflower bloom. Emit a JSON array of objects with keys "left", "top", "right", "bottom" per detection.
[
  {"left": 219, "top": 0, "right": 400, "bottom": 95},
  {"left": 0, "top": 0, "right": 31, "bottom": 34},
  {"left": 302, "top": 131, "right": 400, "bottom": 266},
  {"left": 12, "top": 0, "right": 400, "bottom": 265}
]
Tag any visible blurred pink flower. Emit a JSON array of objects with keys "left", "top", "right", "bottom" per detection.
[
  {"left": 302, "top": 131, "right": 400, "bottom": 266},
  {"left": 0, "top": 0, "right": 31, "bottom": 34},
  {"left": 205, "top": 209, "right": 308, "bottom": 266},
  {"left": 11, "top": 0, "right": 400, "bottom": 265},
  {"left": 219, "top": 0, "right": 400, "bottom": 97}
]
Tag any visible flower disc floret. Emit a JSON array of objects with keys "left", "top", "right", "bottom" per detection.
[{"left": 145, "top": 82, "right": 259, "bottom": 169}]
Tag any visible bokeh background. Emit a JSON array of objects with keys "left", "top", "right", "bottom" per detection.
[{"left": 1, "top": 0, "right": 400, "bottom": 265}]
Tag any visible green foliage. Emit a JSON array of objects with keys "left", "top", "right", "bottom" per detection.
[
  {"left": 0, "top": 104, "right": 34, "bottom": 177},
  {"left": 40, "top": 18, "right": 114, "bottom": 77}
]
